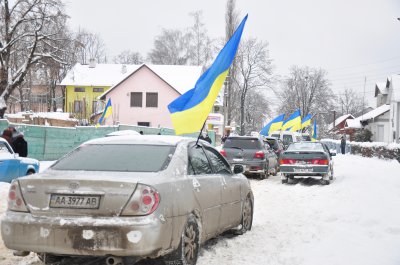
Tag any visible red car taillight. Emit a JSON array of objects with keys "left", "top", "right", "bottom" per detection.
[
  {"left": 311, "top": 159, "right": 329, "bottom": 165},
  {"left": 280, "top": 159, "right": 296, "bottom": 165},
  {"left": 8, "top": 180, "right": 29, "bottom": 212},
  {"left": 220, "top": 150, "right": 227, "bottom": 157},
  {"left": 254, "top": 151, "right": 265, "bottom": 159},
  {"left": 121, "top": 184, "right": 160, "bottom": 216}
]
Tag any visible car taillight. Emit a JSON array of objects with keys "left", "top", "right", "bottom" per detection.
[
  {"left": 8, "top": 180, "right": 29, "bottom": 212},
  {"left": 311, "top": 159, "right": 329, "bottom": 165},
  {"left": 254, "top": 151, "right": 264, "bottom": 159},
  {"left": 121, "top": 184, "right": 160, "bottom": 216},
  {"left": 220, "top": 150, "right": 227, "bottom": 157},
  {"left": 280, "top": 159, "right": 296, "bottom": 165}
]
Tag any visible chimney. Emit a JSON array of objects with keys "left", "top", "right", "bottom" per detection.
[
  {"left": 121, "top": 64, "right": 127, "bottom": 74},
  {"left": 89, "top": 59, "right": 96, "bottom": 68}
]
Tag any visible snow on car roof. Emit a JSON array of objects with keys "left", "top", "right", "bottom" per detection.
[{"left": 84, "top": 135, "right": 194, "bottom": 146}]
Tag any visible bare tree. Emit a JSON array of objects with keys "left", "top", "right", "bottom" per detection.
[
  {"left": 224, "top": 0, "right": 240, "bottom": 128},
  {"left": 278, "top": 66, "right": 336, "bottom": 133},
  {"left": 337, "top": 88, "right": 364, "bottom": 116},
  {"left": 74, "top": 28, "right": 107, "bottom": 64},
  {"left": 233, "top": 38, "right": 273, "bottom": 135},
  {"left": 113, "top": 50, "right": 144, "bottom": 65},
  {"left": 243, "top": 89, "right": 271, "bottom": 133},
  {"left": 0, "top": 0, "right": 68, "bottom": 117},
  {"left": 187, "top": 10, "right": 213, "bottom": 66},
  {"left": 147, "top": 29, "right": 192, "bottom": 65}
]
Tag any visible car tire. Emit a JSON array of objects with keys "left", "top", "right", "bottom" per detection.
[
  {"left": 164, "top": 214, "right": 200, "bottom": 265},
  {"left": 27, "top": 170, "right": 35, "bottom": 175},
  {"left": 234, "top": 195, "right": 253, "bottom": 235},
  {"left": 320, "top": 179, "right": 330, "bottom": 185},
  {"left": 329, "top": 168, "right": 334, "bottom": 180},
  {"left": 281, "top": 178, "right": 288, "bottom": 184},
  {"left": 37, "top": 253, "right": 62, "bottom": 264}
]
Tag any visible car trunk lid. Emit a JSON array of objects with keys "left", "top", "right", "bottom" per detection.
[{"left": 18, "top": 171, "right": 140, "bottom": 217}]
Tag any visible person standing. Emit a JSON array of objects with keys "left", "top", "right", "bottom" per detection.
[
  {"left": 340, "top": 135, "right": 346, "bottom": 154},
  {"left": 204, "top": 133, "right": 212, "bottom": 144},
  {"left": 12, "top": 132, "right": 28, "bottom": 157},
  {"left": 1, "top": 129, "right": 13, "bottom": 146}
]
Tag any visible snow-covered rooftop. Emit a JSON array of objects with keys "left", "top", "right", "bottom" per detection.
[
  {"left": 345, "top": 118, "right": 362, "bottom": 129},
  {"left": 356, "top": 104, "right": 390, "bottom": 121},
  {"left": 374, "top": 82, "right": 388, "bottom": 97},
  {"left": 5, "top": 111, "right": 77, "bottom": 121},
  {"left": 60, "top": 63, "right": 203, "bottom": 96},
  {"left": 328, "top": 114, "right": 354, "bottom": 131}
]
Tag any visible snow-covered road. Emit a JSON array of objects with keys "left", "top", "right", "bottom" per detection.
[{"left": 1, "top": 155, "right": 400, "bottom": 265}]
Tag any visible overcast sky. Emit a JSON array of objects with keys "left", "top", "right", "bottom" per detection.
[{"left": 65, "top": 0, "right": 400, "bottom": 109}]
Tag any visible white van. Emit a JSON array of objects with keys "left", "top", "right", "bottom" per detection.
[{"left": 270, "top": 131, "right": 302, "bottom": 148}]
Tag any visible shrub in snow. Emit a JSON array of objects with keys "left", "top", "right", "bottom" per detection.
[
  {"left": 353, "top": 128, "right": 373, "bottom": 142},
  {"left": 350, "top": 141, "right": 400, "bottom": 163}
]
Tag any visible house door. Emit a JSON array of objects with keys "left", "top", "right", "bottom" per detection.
[{"left": 377, "top": 125, "right": 384, "bottom": 142}]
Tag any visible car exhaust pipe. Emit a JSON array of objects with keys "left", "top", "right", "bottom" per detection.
[
  {"left": 13, "top": 250, "right": 30, "bottom": 257},
  {"left": 106, "top": 256, "right": 124, "bottom": 265}
]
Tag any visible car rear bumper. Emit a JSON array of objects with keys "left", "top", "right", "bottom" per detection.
[
  {"left": 1, "top": 211, "right": 178, "bottom": 258},
  {"left": 280, "top": 165, "right": 329, "bottom": 176},
  {"left": 229, "top": 160, "right": 266, "bottom": 174}
]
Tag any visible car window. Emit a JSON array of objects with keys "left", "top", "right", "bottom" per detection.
[
  {"left": 51, "top": 144, "right": 175, "bottom": 172},
  {"left": 271, "top": 134, "right": 280, "bottom": 138},
  {"left": 203, "top": 147, "right": 231, "bottom": 175},
  {"left": 282, "top": 135, "right": 293, "bottom": 145},
  {"left": 188, "top": 145, "right": 213, "bottom": 175},
  {"left": 286, "top": 142, "right": 324, "bottom": 151},
  {"left": 0, "top": 142, "right": 13, "bottom": 154},
  {"left": 223, "top": 138, "right": 262, "bottom": 149}
]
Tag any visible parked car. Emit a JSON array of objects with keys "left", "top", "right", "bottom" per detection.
[
  {"left": 279, "top": 141, "right": 335, "bottom": 185},
  {"left": 220, "top": 136, "right": 279, "bottom": 179},
  {"left": 1, "top": 135, "right": 253, "bottom": 265},
  {"left": 0, "top": 138, "right": 39, "bottom": 183},
  {"left": 263, "top": 136, "right": 285, "bottom": 158},
  {"left": 270, "top": 131, "right": 302, "bottom": 149}
]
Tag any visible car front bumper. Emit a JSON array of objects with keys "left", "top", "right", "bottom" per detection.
[{"left": 1, "top": 211, "right": 178, "bottom": 258}]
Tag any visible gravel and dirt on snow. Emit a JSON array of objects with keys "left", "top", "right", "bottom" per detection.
[{"left": 1, "top": 155, "right": 400, "bottom": 265}]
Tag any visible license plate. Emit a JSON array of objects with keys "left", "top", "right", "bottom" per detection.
[
  {"left": 294, "top": 168, "right": 313, "bottom": 173},
  {"left": 50, "top": 194, "right": 100, "bottom": 209},
  {"left": 233, "top": 158, "right": 243, "bottom": 162}
]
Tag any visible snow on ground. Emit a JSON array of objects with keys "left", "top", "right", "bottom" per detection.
[{"left": 1, "top": 156, "right": 400, "bottom": 265}]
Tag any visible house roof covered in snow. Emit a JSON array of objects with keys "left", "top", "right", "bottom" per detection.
[
  {"left": 327, "top": 114, "right": 354, "bottom": 131},
  {"left": 60, "top": 63, "right": 203, "bottom": 96},
  {"left": 99, "top": 64, "right": 203, "bottom": 99},
  {"left": 345, "top": 104, "right": 390, "bottom": 129},
  {"left": 374, "top": 82, "right": 388, "bottom": 97}
]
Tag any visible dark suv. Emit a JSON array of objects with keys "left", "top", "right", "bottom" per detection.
[
  {"left": 263, "top": 136, "right": 285, "bottom": 158},
  {"left": 220, "top": 136, "right": 278, "bottom": 179}
]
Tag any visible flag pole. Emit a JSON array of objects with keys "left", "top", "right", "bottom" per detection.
[{"left": 196, "top": 120, "right": 207, "bottom": 146}]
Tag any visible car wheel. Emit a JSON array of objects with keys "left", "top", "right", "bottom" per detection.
[
  {"left": 37, "top": 253, "right": 62, "bottom": 264},
  {"left": 329, "top": 168, "right": 334, "bottom": 180},
  {"left": 27, "top": 170, "right": 35, "bottom": 175},
  {"left": 164, "top": 214, "right": 200, "bottom": 265},
  {"left": 281, "top": 178, "right": 288, "bottom": 184},
  {"left": 320, "top": 179, "right": 330, "bottom": 185},
  {"left": 235, "top": 195, "right": 253, "bottom": 235}
]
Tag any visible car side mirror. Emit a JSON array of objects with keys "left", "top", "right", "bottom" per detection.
[{"left": 233, "top": 165, "right": 244, "bottom": 174}]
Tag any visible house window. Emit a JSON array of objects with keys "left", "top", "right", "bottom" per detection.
[
  {"left": 92, "top": 100, "right": 98, "bottom": 113},
  {"left": 74, "top": 100, "right": 83, "bottom": 113},
  {"left": 74, "top": 87, "right": 85, "bottom": 92},
  {"left": 131, "top": 92, "right": 142, "bottom": 107},
  {"left": 138, "top": 122, "right": 150, "bottom": 127},
  {"left": 93, "top": 87, "right": 104, "bottom": 93},
  {"left": 146, "top": 93, "right": 158, "bottom": 108}
]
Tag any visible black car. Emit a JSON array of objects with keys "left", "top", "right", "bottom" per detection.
[
  {"left": 220, "top": 136, "right": 278, "bottom": 179},
  {"left": 263, "top": 136, "right": 285, "bottom": 158}
]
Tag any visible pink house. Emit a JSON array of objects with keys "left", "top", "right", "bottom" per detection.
[{"left": 99, "top": 64, "right": 203, "bottom": 128}]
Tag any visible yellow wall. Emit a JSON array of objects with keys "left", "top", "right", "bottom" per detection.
[{"left": 65, "top": 85, "right": 110, "bottom": 115}]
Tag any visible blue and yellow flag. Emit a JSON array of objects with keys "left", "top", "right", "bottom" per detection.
[
  {"left": 259, "top": 114, "right": 285, "bottom": 136},
  {"left": 282, "top": 109, "right": 301, "bottom": 131},
  {"left": 168, "top": 15, "right": 248, "bottom": 135},
  {"left": 301, "top": 114, "right": 312, "bottom": 129},
  {"left": 96, "top": 98, "right": 112, "bottom": 127},
  {"left": 311, "top": 119, "right": 317, "bottom": 142}
]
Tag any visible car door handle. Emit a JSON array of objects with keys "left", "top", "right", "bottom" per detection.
[{"left": 192, "top": 178, "right": 201, "bottom": 191}]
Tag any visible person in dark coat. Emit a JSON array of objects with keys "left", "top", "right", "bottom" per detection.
[
  {"left": 204, "top": 133, "right": 212, "bottom": 144},
  {"left": 1, "top": 129, "right": 13, "bottom": 146},
  {"left": 12, "top": 132, "right": 28, "bottom": 157},
  {"left": 340, "top": 135, "right": 346, "bottom": 154}
]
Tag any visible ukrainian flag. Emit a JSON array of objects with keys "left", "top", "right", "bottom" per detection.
[
  {"left": 259, "top": 114, "right": 285, "bottom": 136},
  {"left": 301, "top": 114, "right": 312, "bottom": 129},
  {"left": 96, "top": 98, "right": 112, "bottom": 127},
  {"left": 311, "top": 119, "right": 317, "bottom": 142},
  {"left": 168, "top": 15, "right": 248, "bottom": 135},
  {"left": 282, "top": 109, "right": 301, "bottom": 131}
]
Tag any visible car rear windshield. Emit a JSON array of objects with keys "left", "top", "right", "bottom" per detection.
[
  {"left": 223, "top": 138, "right": 261, "bottom": 149},
  {"left": 51, "top": 144, "right": 176, "bottom": 172},
  {"left": 287, "top": 142, "right": 324, "bottom": 151}
]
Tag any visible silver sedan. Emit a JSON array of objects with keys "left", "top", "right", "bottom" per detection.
[{"left": 1, "top": 135, "right": 253, "bottom": 265}]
